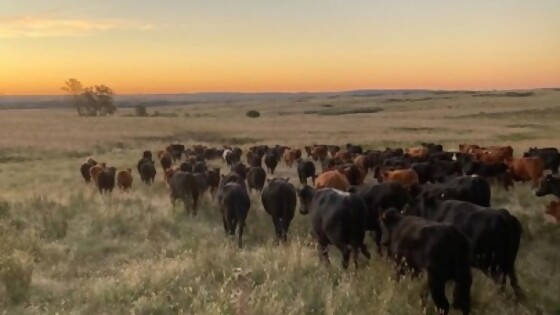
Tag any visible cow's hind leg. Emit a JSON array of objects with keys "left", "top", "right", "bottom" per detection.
[
  {"left": 428, "top": 272, "right": 450, "bottom": 315},
  {"left": 317, "top": 235, "right": 330, "bottom": 266},
  {"left": 334, "top": 242, "right": 351, "bottom": 270},
  {"left": 238, "top": 221, "right": 244, "bottom": 249}
]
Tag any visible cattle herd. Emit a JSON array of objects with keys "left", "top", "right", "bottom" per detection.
[{"left": 79, "top": 142, "right": 560, "bottom": 315}]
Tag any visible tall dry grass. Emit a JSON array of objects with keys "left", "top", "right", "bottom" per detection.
[{"left": 0, "top": 90, "right": 559, "bottom": 314}]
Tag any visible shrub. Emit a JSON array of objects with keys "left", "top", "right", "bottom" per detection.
[
  {"left": 135, "top": 105, "right": 148, "bottom": 117},
  {"left": 246, "top": 110, "right": 261, "bottom": 118},
  {"left": 0, "top": 250, "right": 33, "bottom": 304}
]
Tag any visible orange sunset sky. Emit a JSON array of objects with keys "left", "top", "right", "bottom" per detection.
[{"left": 1, "top": 0, "right": 559, "bottom": 95}]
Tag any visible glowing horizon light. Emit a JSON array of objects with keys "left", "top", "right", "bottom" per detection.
[{"left": 1, "top": 0, "right": 559, "bottom": 95}]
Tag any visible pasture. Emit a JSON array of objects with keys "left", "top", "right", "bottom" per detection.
[{"left": 1, "top": 89, "right": 559, "bottom": 314}]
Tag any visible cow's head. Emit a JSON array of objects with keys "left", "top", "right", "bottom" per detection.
[{"left": 297, "top": 185, "right": 315, "bottom": 215}]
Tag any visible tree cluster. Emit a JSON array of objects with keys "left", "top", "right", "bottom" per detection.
[{"left": 62, "top": 79, "right": 116, "bottom": 116}]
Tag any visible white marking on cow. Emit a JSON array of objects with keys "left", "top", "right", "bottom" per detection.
[
  {"left": 323, "top": 188, "right": 350, "bottom": 196},
  {"left": 452, "top": 153, "right": 457, "bottom": 161},
  {"left": 222, "top": 149, "right": 232, "bottom": 160}
]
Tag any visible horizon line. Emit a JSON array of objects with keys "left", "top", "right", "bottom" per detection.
[{"left": 2, "top": 87, "right": 559, "bottom": 97}]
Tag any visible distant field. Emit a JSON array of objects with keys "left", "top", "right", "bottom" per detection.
[{"left": 0, "top": 90, "right": 559, "bottom": 314}]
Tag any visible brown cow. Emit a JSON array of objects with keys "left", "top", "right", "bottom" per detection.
[
  {"left": 311, "top": 145, "right": 328, "bottom": 161},
  {"left": 405, "top": 146, "right": 428, "bottom": 159},
  {"left": 89, "top": 163, "right": 107, "bottom": 185},
  {"left": 545, "top": 201, "right": 560, "bottom": 223},
  {"left": 459, "top": 144, "right": 481, "bottom": 153},
  {"left": 354, "top": 155, "right": 370, "bottom": 174},
  {"left": 506, "top": 157, "right": 545, "bottom": 188},
  {"left": 164, "top": 166, "right": 179, "bottom": 185},
  {"left": 333, "top": 150, "right": 352, "bottom": 162},
  {"left": 314, "top": 170, "right": 350, "bottom": 191},
  {"left": 117, "top": 168, "right": 133, "bottom": 191},
  {"left": 283, "top": 149, "right": 297, "bottom": 167},
  {"left": 382, "top": 169, "right": 419, "bottom": 189}
]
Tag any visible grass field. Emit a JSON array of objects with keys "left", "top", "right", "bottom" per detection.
[{"left": 1, "top": 89, "right": 559, "bottom": 314}]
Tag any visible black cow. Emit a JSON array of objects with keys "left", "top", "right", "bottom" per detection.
[
  {"left": 193, "top": 172, "right": 209, "bottom": 195},
  {"left": 523, "top": 148, "right": 560, "bottom": 174},
  {"left": 419, "top": 176, "right": 491, "bottom": 207},
  {"left": 218, "top": 182, "right": 250, "bottom": 248},
  {"left": 297, "top": 160, "right": 316, "bottom": 185},
  {"left": 264, "top": 151, "right": 279, "bottom": 175},
  {"left": 139, "top": 161, "right": 156, "bottom": 185},
  {"left": 354, "top": 182, "right": 414, "bottom": 256},
  {"left": 97, "top": 167, "right": 117, "bottom": 194},
  {"left": 248, "top": 154, "right": 262, "bottom": 168},
  {"left": 231, "top": 162, "right": 248, "bottom": 179},
  {"left": 261, "top": 178, "right": 297, "bottom": 242},
  {"left": 408, "top": 199, "right": 522, "bottom": 298},
  {"left": 421, "top": 142, "right": 444, "bottom": 153},
  {"left": 169, "top": 171, "right": 200, "bottom": 215},
  {"left": 411, "top": 161, "right": 435, "bottom": 184},
  {"left": 193, "top": 161, "right": 207, "bottom": 173},
  {"left": 179, "top": 162, "right": 193, "bottom": 173},
  {"left": 535, "top": 174, "right": 560, "bottom": 198},
  {"left": 298, "top": 186, "right": 371, "bottom": 269},
  {"left": 346, "top": 143, "right": 363, "bottom": 155},
  {"left": 206, "top": 167, "right": 221, "bottom": 197},
  {"left": 431, "top": 160, "right": 463, "bottom": 182},
  {"left": 142, "top": 150, "right": 152, "bottom": 160},
  {"left": 463, "top": 161, "right": 512, "bottom": 190},
  {"left": 167, "top": 144, "right": 185, "bottom": 162},
  {"left": 381, "top": 209, "right": 472, "bottom": 315},
  {"left": 246, "top": 167, "right": 266, "bottom": 192}
]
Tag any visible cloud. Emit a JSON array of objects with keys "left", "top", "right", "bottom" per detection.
[{"left": 0, "top": 16, "right": 154, "bottom": 38}]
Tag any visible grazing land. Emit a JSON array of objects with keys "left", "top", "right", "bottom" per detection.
[{"left": 1, "top": 89, "right": 559, "bottom": 314}]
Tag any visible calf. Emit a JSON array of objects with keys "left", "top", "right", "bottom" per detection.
[
  {"left": 246, "top": 166, "right": 266, "bottom": 192},
  {"left": 261, "top": 178, "right": 297, "bottom": 242},
  {"left": 535, "top": 174, "right": 560, "bottom": 198},
  {"left": 382, "top": 209, "right": 472, "bottom": 315},
  {"left": 408, "top": 199, "right": 522, "bottom": 297},
  {"left": 117, "top": 168, "right": 133, "bottom": 191},
  {"left": 355, "top": 182, "right": 414, "bottom": 256},
  {"left": 297, "top": 160, "right": 316, "bottom": 185},
  {"left": 218, "top": 182, "right": 251, "bottom": 248},
  {"left": 169, "top": 171, "right": 200, "bottom": 215},
  {"left": 298, "top": 186, "right": 371, "bottom": 269}
]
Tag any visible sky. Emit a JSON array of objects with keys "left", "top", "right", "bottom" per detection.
[{"left": 1, "top": 0, "right": 559, "bottom": 95}]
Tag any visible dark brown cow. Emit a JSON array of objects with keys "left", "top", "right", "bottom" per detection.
[{"left": 117, "top": 168, "right": 133, "bottom": 191}]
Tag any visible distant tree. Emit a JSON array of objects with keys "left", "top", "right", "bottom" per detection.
[
  {"left": 61, "top": 78, "right": 85, "bottom": 115},
  {"left": 61, "top": 79, "right": 116, "bottom": 116},
  {"left": 94, "top": 85, "right": 116, "bottom": 116},
  {"left": 135, "top": 105, "right": 148, "bottom": 117},
  {"left": 246, "top": 110, "right": 261, "bottom": 118}
]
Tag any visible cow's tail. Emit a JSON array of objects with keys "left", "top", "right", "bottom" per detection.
[
  {"left": 499, "top": 209, "right": 523, "bottom": 298},
  {"left": 449, "top": 228, "right": 472, "bottom": 314}
]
